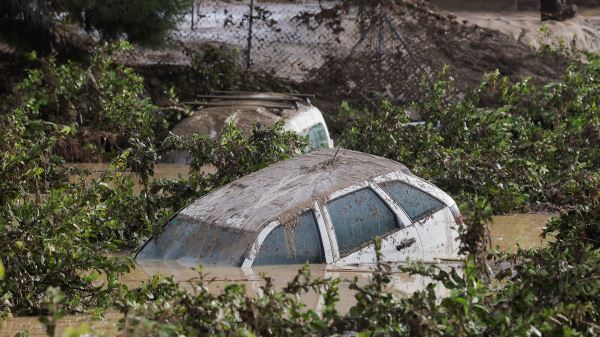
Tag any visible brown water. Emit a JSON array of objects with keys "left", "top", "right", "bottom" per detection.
[
  {"left": 0, "top": 263, "right": 441, "bottom": 337},
  {"left": 489, "top": 213, "right": 554, "bottom": 252},
  {"left": 0, "top": 205, "right": 553, "bottom": 336},
  {"left": 68, "top": 163, "right": 191, "bottom": 193}
]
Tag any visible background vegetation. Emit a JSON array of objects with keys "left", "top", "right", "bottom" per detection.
[
  {"left": 0, "top": 0, "right": 190, "bottom": 54},
  {"left": 0, "top": 43, "right": 307, "bottom": 318},
  {"left": 340, "top": 53, "right": 600, "bottom": 213}
]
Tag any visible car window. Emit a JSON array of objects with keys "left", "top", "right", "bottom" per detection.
[
  {"left": 326, "top": 188, "right": 398, "bottom": 257},
  {"left": 253, "top": 210, "right": 325, "bottom": 265},
  {"left": 380, "top": 181, "right": 445, "bottom": 222},
  {"left": 306, "top": 123, "right": 329, "bottom": 149}
]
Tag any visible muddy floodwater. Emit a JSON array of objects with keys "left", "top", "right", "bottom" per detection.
[
  {"left": 489, "top": 213, "right": 554, "bottom": 252},
  {"left": 0, "top": 183, "right": 554, "bottom": 337},
  {"left": 68, "top": 163, "right": 192, "bottom": 193},
  {"left": 0, "top": 263, "right": 448, "bottom": 337}
]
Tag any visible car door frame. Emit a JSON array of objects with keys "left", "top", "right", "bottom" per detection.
[
  {"left": 372, "top": 171, "right": 460, "bottom": 262},
  {"left": 241, "top": 203, "right": 334, "bottom": 270},
  {"left": 317, "top": 178, "right": 423, "bottom": 265}
]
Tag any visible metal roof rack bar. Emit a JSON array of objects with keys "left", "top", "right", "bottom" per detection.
[
  {"left": 211, "top": 91, "right": 316, "bottom": 99},
  {"left": 185, "top": 101, "right": 295, "bottom": 110},
  {"left": 192, "top": 95, "right": 302, "bottom": 102}
]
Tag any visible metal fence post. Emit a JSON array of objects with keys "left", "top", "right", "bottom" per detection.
[
  {"left": 378, "top": 6, "right": 385, "bottom": 57},
  {"left": 191, "top": 0, "right": 195, "bottom": 30},
  {"left": 246, "top": 0, "right": 255, "bottom": 70}
]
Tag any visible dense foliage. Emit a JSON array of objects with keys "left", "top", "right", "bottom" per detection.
[
  {"left": 0, "top": 0, "right": 190, "bottom": 54},
  {"left": 10, "top": 42, "right": 166, "bottom": 163},
  {"left": 340, "top": 55, "right": 600, "bottom": 213},
  {"left": 0, "top": 45, "right": 307, "bottom": 318}
]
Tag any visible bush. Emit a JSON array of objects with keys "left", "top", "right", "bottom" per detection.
[
  {"left": 11, "top": 42, "right": 165, "bottom": 164},
  {"left": 339, "top": 55, "right": 600, "bottom": 213},
  {"left": 0, "top": 0, "right": 190, "bottom": 53},
  {"left": 0, "top": 95, "right": 135, "bottom": 316},
  {"left": 0, "top": 46, "right": 308, "bottom": 317}
]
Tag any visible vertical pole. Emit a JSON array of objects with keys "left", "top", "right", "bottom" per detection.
[
  {"left": 191, "top": 0, "right": 195, "bottom": 30},
  {"left": 246, "top": 0, "right": 255, "bottom": 70},
  {"left": 378, "top": 6, "right": 385, "bottom": 57}
]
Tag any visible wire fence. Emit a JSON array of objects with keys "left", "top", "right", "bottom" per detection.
[
  {"left": 173, "top": 1, "right": 355, "bottom": 81},
  {"left": 173, "top": 1, "right": 440, "bottom": 102}
]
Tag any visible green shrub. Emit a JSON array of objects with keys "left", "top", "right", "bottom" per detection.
[
  {"left": 340, "top": 55, "right": 600, "bottom": 213},
  {"left": 0, "top": 101, "right": 135, "bottom": 316},
  {"left": 0, "top": 45, "right": 308, "bottom": 317},
  {"left": 0, "top": 0, "right": 190, "bottom": 53}
]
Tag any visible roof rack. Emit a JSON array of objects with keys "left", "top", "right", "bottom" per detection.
[
  {"left": 212, "top": 90, "right": 316, "bottom": 100},
  {"left": 185, "top": 101, "right": 295, "bottom": 110},
  {"left": 193, "top": 94, "right": 302, "bottom": 103},
  {"left": 182, "top": 91, "right": 317, "bottom": 115}
]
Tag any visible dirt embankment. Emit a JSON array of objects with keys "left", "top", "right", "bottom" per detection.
[{"left": 299, "top": 0, "right": 570, "bottom": 118}]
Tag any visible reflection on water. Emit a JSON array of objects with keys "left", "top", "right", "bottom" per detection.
[{"left": 1, "top": 214, "right": 554, "bottom": 336}]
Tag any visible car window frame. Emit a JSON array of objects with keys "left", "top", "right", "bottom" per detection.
[
  {"left": 242, "top": 203, "right": 333, "bottom": 270},
  {"left": 378, "top": 180, "right": 446, "bottom": 222},
  {"left": 320, "top": 180, "right": 413, "bottom": 261},
  {"left": 373, "top": 172, "right": 456, "bottom": 208}
]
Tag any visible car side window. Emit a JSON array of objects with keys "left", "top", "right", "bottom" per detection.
[
  {"left": 253, "top": 210, "right": 325, "bottom": 265},
  {"left": 380, "top": 181, "right": 445, "bottom": 222},
  {"left": 326, "top": 188, "right": 398, "bottom": 257},
  {"left": 306, "top": 123, "right": 329, "bottom": 149}
]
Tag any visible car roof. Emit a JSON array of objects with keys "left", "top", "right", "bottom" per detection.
[
  {"left": 178, "top": 149, "right": 412, "bottom": 232},
  {"left": 173, "top": 93, "right": 315, "bottom": 140},
  {"left": 138, "top": 149, "right": 414, "bottom": 265}
]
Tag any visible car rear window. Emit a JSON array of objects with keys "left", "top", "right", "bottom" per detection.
[
  {"left": 253, "top": 210, "right": 325, "bottom": 265},
  {"left": 326, "top": 188, "right": 398, "bottom": 257},
  {"left": 380, "top": 181, "right": 445, "bottom": 222}
]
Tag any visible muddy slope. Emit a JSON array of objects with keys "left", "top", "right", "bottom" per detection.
[{"left": 301, "top": 0, "right": 567, "bottom": 113}]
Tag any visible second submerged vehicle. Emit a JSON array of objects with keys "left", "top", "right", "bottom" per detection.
[{"left": 164, "top": 91, "right": 334, "bottom": 163}]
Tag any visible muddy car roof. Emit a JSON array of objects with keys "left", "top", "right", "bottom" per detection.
[
  {"left": 174, "top": 93, "right": 312, "bottom": 140},
  {"left": 137, "top": 149, "right": 412, "bottom": 265},
  {"left": 181, "top": 148, "right": 411, "bottom": 231}
]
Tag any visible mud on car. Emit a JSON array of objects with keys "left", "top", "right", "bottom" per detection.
[{"left": 137, "top": 149, "right": 462, "bottom": 268}]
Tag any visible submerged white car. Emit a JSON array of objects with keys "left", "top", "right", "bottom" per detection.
[
  {"left": 164, "top": 92, "right": 334, "bottom": 163},
  {"left": 137, "top": 149, "right": 462, "bottom": 268}
]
